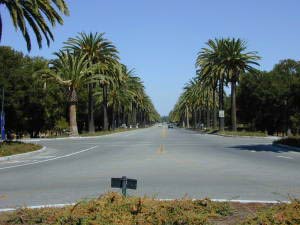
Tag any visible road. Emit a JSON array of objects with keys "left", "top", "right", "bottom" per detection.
[{"left": 0, "top": 126, "right": 300, "bottom": 208}]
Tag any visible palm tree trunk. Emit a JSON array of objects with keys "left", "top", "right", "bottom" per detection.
[
  {"left": 186, "top": 106, "right": 190, "bottom": 128},
  {"left": 68, "top": 88, "right": 79, "bottom": 136},
  {"left": 193, "top": 109, "right": 197, "bottom": 128},
  {"left": 132, "top": 103, "right": 137, "bottom": 126},
  {"left": 121, "top": 106, "right": 125, "bottom": 125},
  {"left": 102, "top": 85, "right": 109, "bottom": 131},
  {"left": 117, "top": 104, "right": 120, "bottom": 128},
  {"left": 112, "top": 100, "right": 116, "bottom": 130},
  {"left": 88, "top": 84, "right": 95, "bottom": 133},
  {"left": 69, "top": 103, "right": 78, "bottom": 136},
  {"left": 231, "top": 81, "right": 237, "bottom": 131},
  {"left": 219, "top": 79, "right": 225, "bottom": 131},
  {"left": 213, "top": 90, "right": 217, "bottom": 129}
]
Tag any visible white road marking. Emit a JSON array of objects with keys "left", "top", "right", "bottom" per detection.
[
  {"left": 277, "top": 155, "right": 294, "bottom": 160},
  {"left": 0, "top": 146, "right": 98, "bottom": 170},
  {"left": 0, "top": 198, "right": 289, "bottom": 212}
]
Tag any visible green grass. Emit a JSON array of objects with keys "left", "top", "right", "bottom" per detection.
[
  {"left": 218, "top": 130, "right": 267, "bottom": 137},
  {"left": 0, "top": 141, "right": 42, "bottom": 157},
  {"left": 0, "top": 192, "right": 232, "bottom": 225},
  {"left": 274, "top": 136, "right": 300, "bottom": 148}
]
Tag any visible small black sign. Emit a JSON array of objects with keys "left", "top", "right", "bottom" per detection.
[
  {"left": 111, "top": 178, "right": 122, "bottom": 188},
  {"left": 126, "top": 178, "right": 137, "bottom": 189},
  {"left": 111, "top": 177, "right": 137, "bottom": 190}
]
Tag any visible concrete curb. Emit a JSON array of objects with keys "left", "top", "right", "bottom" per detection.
[
  {"left": 273, "top": 143, "right": 300, "bottom": 152},
  {"left": 212, "top": 133, "right": 280, "bottom": 140},
  {"left": 21, "top": 128, "right": 147, "bottom": 142},
  {"left": 0, "top": 146, "right": 46, "bottom": 162}
]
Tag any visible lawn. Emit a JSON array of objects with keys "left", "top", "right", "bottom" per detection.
[
  {"left": 218, "top": 130, "right": 267, "bottom": 137},
  {"left": 0, "top": 141, "right": 42, "bottom": 157},
  {"left": 0, "top": 193, "right": 298, "bottom": 225}
]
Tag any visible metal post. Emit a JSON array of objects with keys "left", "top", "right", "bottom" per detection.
[{"left": 121, "top": 176, "right": 127, "bottom": 197}]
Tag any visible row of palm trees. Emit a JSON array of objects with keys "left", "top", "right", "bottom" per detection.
[
  {"left": 37, "top": 32, "right": 159, "bottom": 136},
  {"left": 170, "top": 38, "right": 260, "bottom": 131}
]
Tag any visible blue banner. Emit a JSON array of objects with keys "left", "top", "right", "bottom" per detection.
[{"left": 1, "top": 112, "right": 5, "bottom": 140}]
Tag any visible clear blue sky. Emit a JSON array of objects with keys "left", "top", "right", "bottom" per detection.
[{"left": 1, "top": 0, "right": 300, "bottom": 115}]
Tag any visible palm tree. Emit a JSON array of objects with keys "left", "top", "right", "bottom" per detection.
[
  {"left": 221, "top": 38, "right": 260, "bottom": 131},
  {"left": 92, "top": 62, "right": 122, "bottom": 131},
  {"left": 37, "top": 51, "right": 88, "bottom": 136},
  {"left": 64, "top": 32, "right": 119, "bottom": 133},
  {"left": 196, "top": 38, "right": 226, "bottom": 131},
  {"left": 0, "top": 0, "right": 69, "bottom": 51}
]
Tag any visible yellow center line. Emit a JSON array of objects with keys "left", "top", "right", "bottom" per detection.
[
  {"left": 161, "top": 127, "right": 168, "bottom": 138},
  {"left": 156, "top": 144, "right": 165, "bottom": 155}
]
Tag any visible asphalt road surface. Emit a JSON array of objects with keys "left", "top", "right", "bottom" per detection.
[{"left": 1, "top": 126, "right": 300, "bottom": 208}]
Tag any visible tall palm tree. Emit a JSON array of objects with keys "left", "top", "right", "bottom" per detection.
[
  {"left": 221, "top": 38, "right": 260, "bottom": 131},
  {"left": 196, "top": 38, "right": 226, "bottom": 131},
  {"left": 92, "top": 61, "right": 122, "bottom": 131},
  {"left": 37, "top": 51, "right": 88, "bottom": 136},
  {"left": 0, "top": 0, "right": 69, "bottom": 51},
  {"left": 64, "top": 32, "right": 119, "bottom": 133}
]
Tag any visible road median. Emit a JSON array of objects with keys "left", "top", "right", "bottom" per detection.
[{"left": 0, "top": 192, "right": 298, "bottom": 225}]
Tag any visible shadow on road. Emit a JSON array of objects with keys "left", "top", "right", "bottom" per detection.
[{"left": 228, "top": 144, "right": 297, "bottom": 153}]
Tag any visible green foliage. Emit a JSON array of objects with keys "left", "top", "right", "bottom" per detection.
[
  {"left": 0, "top": 44, "right": 159, "bottom": 137},
  {"left": 237, "top": 59, "right": 300, "bottom": 134},
  {"left": 0, "top": 46, "right": 66, "bottom": 137},
  {"left": 290, "top": 113, "right": 300, "bottom": 134},
  {"left": 54, "top": 118, "right": 69, "bottom": 133},
  {"left": 0, "top": 0, "right": 69, "bottom": 51},
  {"left": 219, "top": 131, "right": 267, "bottom": 137},
  {"left": 274, "top": 137, "right": 300, "bottom": 148}
]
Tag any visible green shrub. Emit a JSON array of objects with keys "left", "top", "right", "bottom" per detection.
[{"left": 274, "top": 137, "right": 300, "bottom": 148}]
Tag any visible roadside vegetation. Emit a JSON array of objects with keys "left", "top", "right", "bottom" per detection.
[
  {"left": 1, "top": 193, "right": 300, "bottom": 225},
  {"left": 169, "top": 39, "right": 300, "bottom": 139},
  {"left": 218, "top": 131, "right": 267, "bottom": 137},
  {"left": 274, "top": 136, "right": 300, "bottom": 148},
  {"left": 0, "top": 192, "right": 232, "bottom": 225},
  {"left": 0, "top": 141, "right": 41, "bottom": 157},
  {"left": 0, "top": 40, "right": 159, "bottom": 138}
]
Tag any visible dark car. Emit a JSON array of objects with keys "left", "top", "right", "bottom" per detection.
[{"left": 168, "top": 124, "right": 174, "bottom": 128}]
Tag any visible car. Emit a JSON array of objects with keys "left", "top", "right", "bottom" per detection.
[{"left": 168, "top": 124, "right": 174, "bottom": 128}]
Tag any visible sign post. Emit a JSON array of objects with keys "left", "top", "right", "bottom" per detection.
[
  {"left": 111, "top": 176, "right": 137, "bottom": 197},
  {"left": 219, "top": 110, "right": 225, "bottom": 118}
]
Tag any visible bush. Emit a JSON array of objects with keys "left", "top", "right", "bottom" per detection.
[
  {"left": 0, "top": 193, "right": 232, "bottom": 225},
  {"left": 240, "top": 200, "right": 300, "bottom": 225},
  {"left": 274, "top": 137, "right": 300, "bottom": 148}
]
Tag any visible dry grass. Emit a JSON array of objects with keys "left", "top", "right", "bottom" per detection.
[
  {"left": 239, "top": 199, "right": 300, "bottom": 225},
  {"left": 0, "top": 192, "right": 232, "bottom": 225},
  {"left": 0, "top": 141, "right": 41, "bottom": 157},
  {"left": 1, "top": 193, "right": 299, "bottom": 224}
]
